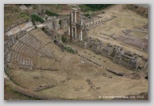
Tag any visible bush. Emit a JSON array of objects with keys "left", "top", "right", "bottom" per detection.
[
  {"left": 31, "top": 14, "right": 44, "bottom": 23},
  {"left": 45, "top": 10, "right": 58, "bottom": 17},
  {"left": 24, "top": 4, "right": 32, "bottom": 7},
  {"left": 84, "top": 13, "right": 90, "bottom": 17},
  {"left": 59, "top": 20, "right": 61, "bottom": 25},
  {"left": 20, "top": 12, "right": 28, "bottom": 17},
  {"left": 17, "top": 4, "right": 32, "bottom": 7},
  {"left": 79, "top": 5, "right": 91, "bottom": 12},
  {"left": 84, "top": 13, "right": 92, "bottom": 18},
  {"left": 62, "top": 36, "right": 67, "bottom": 43},
  {"left": 85, "top": 4, "right": 112, "bottom": 11},
  {"left": 31, "top": 18, "right": 35, "bottom": 26},
  {"left": 80, "top": 4, "right": 112, "bottom": 12},
  {"left": 20, "top": 12, "right": 29, "bottom": 20},
  {"left": 102, "top": 11, "right": 105, "bottom": 14}
]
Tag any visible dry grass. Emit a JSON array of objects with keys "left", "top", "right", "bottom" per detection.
[
  {"left": 5, "top": 4, "right": 148, "bottom": 100},
  {"left": 88, "top": 5, "right": 148, "bottom": 58}
]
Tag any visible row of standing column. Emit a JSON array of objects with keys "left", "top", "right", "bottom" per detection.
[
  {"left": 68, "top": 26, "right": 83, "bottom": 41},
  {"left": 69, "top": 10, "right": 83, "bottom": 41},
  {"left": 71, "top": 11, "right": 77, "bottom": 23},
  {"left": 71, "top": 11, "right": 77, "bottom": 39}
]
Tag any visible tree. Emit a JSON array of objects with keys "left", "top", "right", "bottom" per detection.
[
  {"left": 31, "top": 14, "right": 44, "bottom": 23},
  {"left": 80, "top": 4, "right": 112, "bottom": 12}
]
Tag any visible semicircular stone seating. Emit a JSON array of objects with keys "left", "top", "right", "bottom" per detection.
[{"left": 7, "top": 32, "right": 53, "bottom": 70}]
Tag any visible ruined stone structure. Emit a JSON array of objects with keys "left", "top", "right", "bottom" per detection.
[
  {"left": 53, "top": 18, "right": 60, "bottom": 30},
  {"left": 42, "top": 27, "right": 56, "bottom": 40},
  {"left": 66, "top": 8, "right": 148, "bottom": 71},
  {"left": 60, "top": 18, "right": 69, "bottom": 30},
  {"left": 45, "top": 16, "right": 69, "bottom": 35},
  {"left": 5, "top": 19, "right": 29, "bottom": 33},
  {"left": 69, "top": 8, "right": 84, "bottom": 41},
  {"left": 4, "top": 30, "right": 53, "bottom": 71},
  {"left": 4, "top": 7, "right": 148, "bottom": 72},
  {"left": 127, "top": 4, "right": 148, "bottom": 18},
  {"left": 82, "top": 37, "right": 148, "bottom": 71},
  {"left": 83, "top": 15, "right": 116, "bottom": 28}
]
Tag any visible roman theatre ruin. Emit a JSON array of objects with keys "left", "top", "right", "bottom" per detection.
[{"left": 4, "top": 5, "right": 148, "bottom": 100}]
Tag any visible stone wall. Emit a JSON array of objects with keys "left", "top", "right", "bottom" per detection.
[
  {"left": 4, "top": 30, "right": 27, "bottom": 70},
  {"left": 5, "top": 19, "right": 29, "bottom": 33},
  {"left": 77, "top": 37, "right": 148, "bottom": 71},
  {"left": 45, "top": 17, "right": 69, "bottom": 31},
  {"left": 127, "top": 4, "right": 148, "bottom": 18},
  {"left": 84, "top": 16, "right": 116, "bottom": 28}
]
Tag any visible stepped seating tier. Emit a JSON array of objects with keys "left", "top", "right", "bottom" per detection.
[{"left": 7, "top": 32, "right": 53, "bottom": 70}]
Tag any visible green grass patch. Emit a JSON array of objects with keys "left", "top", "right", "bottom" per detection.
[{"left": 20, "top": 12, "right": 29, "bottom": 19}]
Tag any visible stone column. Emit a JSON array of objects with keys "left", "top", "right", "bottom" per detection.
[
  {"left": 70, "top": 13, "right": 72, "bottom": 42},
  {"left": 72, "top": 27, "right": 74, "bottom": 37},
  {"left": 81, "top": 15, "right": 83, "bottom": 25},
  {"left": 80, "top": 30, "right": 83, "bottom": 41},
  {"left": 75, "top": 27, "right": 77, "bottom": 38},
  {"left": 71, "top": 13, "right": 73, "bottom": 22},
  {"left": 68, "top": 27, "right": 70, "bottom": 35},
  {"left": 75, "top": 12, "right": 77, "bottom": 23}
]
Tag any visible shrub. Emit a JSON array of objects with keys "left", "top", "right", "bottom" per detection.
[
  {"left": 79, "top": 5, "right": 91, "bottom": 12},
  {"left": 62, "top": 36, "right": 67, "bottom": 43},
  {"left": 20, "top": 12, "right": 28, "bottom": 17},
  {"left": 20, "top": 12, "right": 29, "bottom": 20},
  {"left": 84, "top": 13, "right": 90, "bottom": 17},
  {"left": 31, "top": 14, "right": 44, "bottom": 23},
  {"left": 45, "top": 10, "right": 58, "bottom": 17},
  {"left": 80, "top": 4, "right": 112, "bottom": 12},
  {"left": 59, "top": 20, "right": 61, "bottom": 25},
  {"left": 85, "top": 4, "right": 112, "bottom": 11}
]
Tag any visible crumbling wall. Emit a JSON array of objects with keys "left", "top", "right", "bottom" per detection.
[
  {"left": 42, "top": 27, "right": 56, "bottom": 40},
  {"left": 127, "top": 4, "right": 148, "bottom": 18},
  {"left": 79, "top": 37, "right": 148, "bottom": 71},
  {"left": 60, "top": 18, "right": 69, "bottom": 30},
  {"left": 5, "top": 19, "right": 29, "bottom": 33}
]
